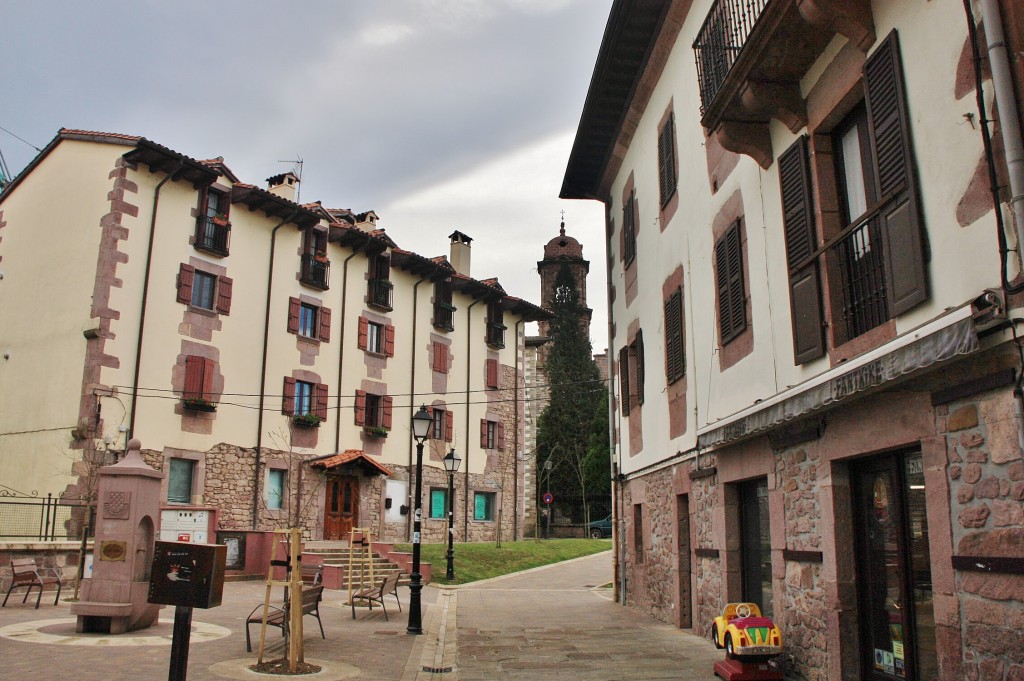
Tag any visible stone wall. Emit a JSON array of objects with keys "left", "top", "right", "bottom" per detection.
[
  {"left": 0, "top": 542, "right": 82, "bottom": 594},
  {"left": 691, "top": 456, "right": 721, "bottom": 636},
  {"left": 622, "top": 466, "right": 678, "bottom": 622}
]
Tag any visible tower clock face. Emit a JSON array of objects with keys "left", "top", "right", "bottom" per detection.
[{"left": 554, "top": 284, "right": 572, "bottom": 303}]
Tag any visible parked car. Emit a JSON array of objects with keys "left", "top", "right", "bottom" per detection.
[
  {"left": 710, "top": 602, "right": 783, "bottom": 663},
  {"left": 586, "top": 515, "right": 613, "bottom": 539}
]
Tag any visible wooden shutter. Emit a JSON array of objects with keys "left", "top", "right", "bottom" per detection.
[
  {"left": 658, "top": 113, "right": 676, "bottom": 206},
  {"left": 664, "top": 288, "right": 685, "bottom": 383},
  {"left": 287, "top": 297, "right": 301, "bottom": 334},
  {"left": 314, "top": 383, "right": 329, "bottom": 420},
  {"left": 623, "top": 192, "right": 637, "bottom": 264},
  {"left": 354, "top": 390, "right": 367, "bottom": 425},
  {"left": 480, "top": 419, "right": 489, "bottom": 448},
  {"left": 778, "top": 137, "right": 825, "bottom": 364},
  {"left": 282, "top": 377, "right": 296, "bottom": 415},
  {"left": 865, "top": 30, "right": 927, "bottom": 316},
  {"left": 384, "top": 325, "right": 395, "bottom": 357},
  {"left": 177, "top": 264, "right": 195, "bottom": 304},
  {"left": 445, "top": 410, "right": 454, "bottom": 441},
  {"left": 486, "top": 359, "right": 499, "bottom": 388},
  {"left": 215, "top": 276, "right": 232, "bottom": 315},
  {"left": 634, "top": 330, "right": 645, "bottom": 406},
  {"left": 319, "top": 306, "right": 332, "bottom": 342},
  {"left": 433, "top": 342, "right": 445, "bottom": 372},
  {"left": 357, "top": 317, "right": 368, "bottom": 350},
  {"left": 619, "top": 346, "right": 631, "bottom": 415},
  {"left": 382, "top": 396, "right": 393, "bottom": 429},
  {"left": 496, "top": 422, "right": 505, "bottom": 451},
  {"left": 716, "top": 222, "right": 746, "bottom": 343},
  {"left": 184, "top": 355, "right": 204, "bottom": 400}
]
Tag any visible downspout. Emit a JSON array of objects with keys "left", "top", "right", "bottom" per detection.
[
  {"left": 979, "top": 0, "right": 1024, "bottom": 262},
  {"left": 513, "top": 318, "right": 524, "bottom": 540},
  {"left": 128, "top": 159, "right": 184, "bottom": 439},
  {"left": 406, "top": 278, "right": 426, "bottom": 541},
  {"left": 334, "top": 241, "right": 371, "bottom": 453},
  {"left": 603, "top": 204, "right": 624, "bottom": 605},
  {"left": 463, "top": 299, "right": 482, "bottom": 540},
  {"left": 252, "top": 211, "right": 299, "bottom": 530}
]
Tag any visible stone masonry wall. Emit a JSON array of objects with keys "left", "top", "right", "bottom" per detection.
[
  {"left": 691, "top": 455, "right": 721, "bottom": 636},
  {"left": 938, "top": 387, "right": 1024, "bottom": 680},
  {"left": 622, "top": 466, "right": 679, "bottom": 623}
]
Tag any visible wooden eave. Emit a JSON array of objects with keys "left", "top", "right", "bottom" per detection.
[
  {"left": 124, "top": 138, "right": 220, "bottom": 186},
  {"left": 230, "top": 183, "right": 322, "bottom": 228}
]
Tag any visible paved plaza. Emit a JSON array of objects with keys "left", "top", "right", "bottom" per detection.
[{"left": 0, "top": 551, "right": 721, "bottom": 680}]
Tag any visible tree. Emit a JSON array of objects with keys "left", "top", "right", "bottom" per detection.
[{"left": 536, "top": 264, "right": 609, "bottom": 527}]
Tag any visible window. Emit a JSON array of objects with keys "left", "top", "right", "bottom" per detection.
[
  {"left": 282, "top": 378, "right": 328, "bottom": 419},
  {"left": 432, "top": 279, "right": 456, "bottom": 331},
  {"left": 167, "top": 458, "right": 195, "bottom": 504},
  {"left": 432, "top": 342, "right": 449, "bottom": 373},
  {"left": 368, "top": 254, "right": 393, "bottom": 310},
  {"left": 777, "top": 31, "right": 926, "bottom": 351},
  {"left": 355, "top": 390, "right": 393, "bottom": 430},
  {"left": 177, "top": 263, "right": 232, "bottom": 314},
  {"left": 664, "top": 288, "right": 685, "bottom": 384},
  {"left": 358, "top": 317, "right": 394, "bottom": 356},
  {"left": 633, "top": 504, "right": 644, "bottom": 564},
  {"left": 618, "top": 331, "right": 645, "bottom": 414},
  {"left": 287, "top": 298, "right": 331, "bottom": 341},
  {"left": 623, "top": 190, "right": 637, "bottom": 265},
  {"left": 294, "top": 380, "right": 314, "bottom": 416},
  {"left": 480, "top": 419, "right": 504, "bottom": 450},
  {"left": 485, "top": 358, "right": 499, "bottom": 389},
  {"left": 485, "top": 301, "right": 505, "bottom": 348},
  {"left": 429, "top": 488, "right": 449, "bottom": 519},
  {"left": 300, "top": 229, "right": 330, "bottom": 290},
  {"left": 195, "top": 188, "right": 230, "bottom": 256},
  {"left": 183, "top": 355, "right": 215, "bottom": 407},
  {"left": 431, "top": 407, "right": 453, "bottom": 441},
  {"left": 266, "top": 469, "right": 286, "bottom": 511},
  {"left": 715, "top": 220, "right": 746, "bottom": 344},
  {"left": 474, "top": 492, "right": 495, "bottom": 521},
  {"left": 658, "top": 112, "right": 677, "bottom": 207}
]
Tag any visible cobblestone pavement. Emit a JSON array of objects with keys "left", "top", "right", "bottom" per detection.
[{"left": 0, "top": 550, "right": 722, "bottom": 680}]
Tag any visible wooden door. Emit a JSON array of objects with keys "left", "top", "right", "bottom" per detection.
[{"left": 324, "top": 476, "right": 358, "bottom": 541}]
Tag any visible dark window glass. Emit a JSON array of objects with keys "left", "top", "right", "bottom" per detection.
[
  {"left": 191, "top": 271, "right": 217, "bottom": 309},
  {"left": 167, "top": 459, "right": 195, "bottom": 504},
  {"left": 294, "top": 380, "right": 313, "bottom": 415},
  {"left": 298, "top": 304, "right": 317, "bottom": 338}
]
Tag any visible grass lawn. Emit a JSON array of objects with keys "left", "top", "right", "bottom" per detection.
[{"left": 393, "top": 538, "right": 611, "bottom": 585}]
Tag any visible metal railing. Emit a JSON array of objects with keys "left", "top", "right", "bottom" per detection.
[
  {"left": 833, "top": 219, "right": 889, "bottom": 339},
  {"left": 194, "top": 217, "right": 230, "bottom": 256},
  {"left": 486, "top": 322, "right": 506, "bottom": 349},
  {"left": 368, "top": 278, "right": 393, "bottom": 310},
  {"left": 433, "top": 301, "right": 456, "bottom": 331},
  {"left": 693, "top": 0, "right": 770, "bottom": 114},
  {"left": 0, "top": 493, "right": 94, "bottom": 541},
  {"left": 300, "top": 253, "right": 330, "bottom": 290}
]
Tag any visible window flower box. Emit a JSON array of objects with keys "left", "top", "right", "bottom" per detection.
[
  {"left": 364, "top": 425, "right": 389, "bottom": 438},
  {"left": 211, "top": 213, "right": 230, "bottom": 227},
  {"left": 293, "top": 413, "right": 323, "bottom": 428},
  {"left": 182, "top": 397, "right": 217, "bottom": 413}
]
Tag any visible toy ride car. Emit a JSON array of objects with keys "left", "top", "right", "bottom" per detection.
[{"left": 710, "top": 602, "right": 783, "bottom": 663}]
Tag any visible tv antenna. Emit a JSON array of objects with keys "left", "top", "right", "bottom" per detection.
[{"left": 277, "top": 157, "right": 303, "bottom": 202}]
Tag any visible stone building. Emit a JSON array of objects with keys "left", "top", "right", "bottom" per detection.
[
  {"left": 0, "top": 129, "right": 549, "bottom": 565},
  {"left": 562, "top": 1, "right": 1024, "bottom": 679}
]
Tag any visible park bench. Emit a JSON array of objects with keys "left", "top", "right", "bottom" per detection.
[
  {"left": 245, "top": 584, "right": 325, "bottom": 652},
  {"left": 350, "top": 572, "right": 401, "bottom": 621},
  {"left": 2, "top": 558, "right": 62, "bottom": 609}
]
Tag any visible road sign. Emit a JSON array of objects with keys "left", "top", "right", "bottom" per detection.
[{"left": 542, "top": 492, "right": 554, "bottom": 505}]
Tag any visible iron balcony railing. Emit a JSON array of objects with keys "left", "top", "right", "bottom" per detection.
[
  {"left": 692, "top": 0, "right": 770, "bottom": 114},
  {"left": 194, "top": 216, "right": 230, "bottom": 256},
  {"left": 834, "top": 219, "right": 889, "bottom": 340},
  {"left": 486, "top": 322, "right": 507, "bottom": 349},
  {"left": 300, "top": 253, "right": 330, "bottom": 290},
  {"left": 368, "top": 278, "right": 394, "bottom": 310},
  {"left": 433, "top": 301, "right": 456, "bottom": 331}
]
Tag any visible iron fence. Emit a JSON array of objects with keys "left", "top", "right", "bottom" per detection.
[
  {"left": 0, "top": 493, "right": 94, "bottom": 541},
  {"left": 539, "top": 491, "right": 612, "bottom": 538},
  {"left": 692, "top": 0, "right": 770, "bottom": 114}
]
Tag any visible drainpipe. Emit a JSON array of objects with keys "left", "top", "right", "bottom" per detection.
[
  {"left": 128, "top": 160, "right": 184, "bottom": 439},
  {"left": 334, "top": 241, "right": 371, "bottom": 453},
  {"left": 463, "top": 299, "right": 481, "bottom": 539},
  {"left": 406, "top": 278, "right": 426, "bottom": 541},
  {"left": 602, "top": 204, "right": 624, "bottom": 605},
  {"left": 513, "top": 318, "right": 524, "bottom": 540},
  {"left": 252, "top": 211, "right": 299, "bottom": 530},
  {"left": 979, "top": 0, "right": 1024, "bottom": 261}
]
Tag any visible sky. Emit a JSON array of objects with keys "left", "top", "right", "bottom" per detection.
[{"left": 1, "top": 0, "right": 613, "bottom": 350}]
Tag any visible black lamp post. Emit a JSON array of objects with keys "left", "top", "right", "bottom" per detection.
[
  {"left": 407, "top": 404, "right": 432, "bottom": 635},
  {"left": 442, "top": 447, "right": 462, "bottom": 581}
]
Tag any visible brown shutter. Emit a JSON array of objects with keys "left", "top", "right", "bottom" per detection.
[
  {"left": 634, "top": 330, "right": 645, "bottom": 406},
  {"left": 315, "top": 383, "right": 329, "bottom": 420},
  {"left": 664, "top": 288, "right": 685, "bottom": 383},
  {"left": 382, "top": 396, "right": 393, "bottom": 429},
  {"left": 287, "top": 297, "right": 301, "bottom": 334},
  {"left": 716, "top": 222, "right": 746, "bottom": 342},
  {"left": 480, "top": 419, "right": 489, "bottom": 448},
  {"left": 496, "top": 422, "right": 505, "bottom": 451},
  {"left": 184, "top": 355, "right": 203, "bottom": 400},
  {"left": 865, "top": 30, "right": 927, "bottom": 315},
  {"left": 201, "top": 357, "right": 214, "bottom": 401},
  {"left": 357, "top": 317, "right": 368, "bottom": 350},
  {"left": 283, "top": 377, "right": 296, "bottom": 415},
  {"left": 445, "top": 410, "right": 454, "bottom": 441},
  {"left": 215, "top": 275, "right": 232, "bottom": 315},
  {"left": 354, "top": 390, "right": 367, "bottom": 425},
  {"left": 319, "top": 306, "right": 332, "bottom": 342},
  {"left": 486, "top": 359, "right": 498, "bottom": 388},
  {"left": 177, "top": 264, "right": 195, "bottom": 304},
  {"left": 385, "top": 325, "right": 395, "bottom": 357},
  {"left": 432, "top": 342, "right": 444, "bottom": 372},
  {"left": 658, "top": 113, "right": 676, "bottom": 206},
  {"left": 618, "top": 346, "right": 631, "bottom": 415},
  {"left": 778, "top": 137, "right": 825, "bottom": 364}
]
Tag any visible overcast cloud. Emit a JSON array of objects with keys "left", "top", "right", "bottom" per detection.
[{"left": 1, "top": 0, "right": 612, "bottom": 347}]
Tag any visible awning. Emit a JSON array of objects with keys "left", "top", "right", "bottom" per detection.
[
  {"left": 307, "top": 450, "right": 393, "bottom": 477},
  {"left": 697, "top": 306, "right": 979, "bottom": 450}
]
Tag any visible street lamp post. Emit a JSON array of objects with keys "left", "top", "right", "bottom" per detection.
[
  {"left": 407, "top": 404, "right": 432, "bottom": 635},
  {"left": 442, "top": 448, "right": 462, "bottom": 581}
]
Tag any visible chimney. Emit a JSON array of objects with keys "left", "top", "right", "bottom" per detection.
[
  {"left": 266, "top": 171, "right": 299, "bottom": 202},
  {"left": 449, "top": 231, "right": 473, "bottom": 276},
  {"left": 354, "top": 210, "right": 380, "bottom": 233}
]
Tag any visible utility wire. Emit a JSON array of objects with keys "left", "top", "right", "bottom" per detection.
[{"left": 0, "top": 124, "right": 42, "bottom": 152}]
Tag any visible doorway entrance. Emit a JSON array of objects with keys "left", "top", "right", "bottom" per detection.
[
  {"left": 324, "top": 476, "right": 358, "bottom": 541},
  {"left": 738, "top": 477, "right": 772, "bottom": 617},
  {"left": 851, "top": 450, "right": 935, "bottom": 680}
]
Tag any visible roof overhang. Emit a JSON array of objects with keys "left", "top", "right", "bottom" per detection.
[
  {"left": 230, "top": 184, "right": 322, "bottom": 228},
  {"left": 307, "top": 450, "right": 393, "bottom": 477},
  {"left": 124, "top": 138, "right": 220, "bottom": 187}
]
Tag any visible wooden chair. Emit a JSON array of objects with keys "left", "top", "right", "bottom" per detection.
[
  {"left": 2, "top": 558, "right": 63, "bottom": 609},
  {"left": 350, "top": 572, "right": 401, "bottom": 621},
  {"left": 245, "top": 584, "right": 325, "bottom": 653}
]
